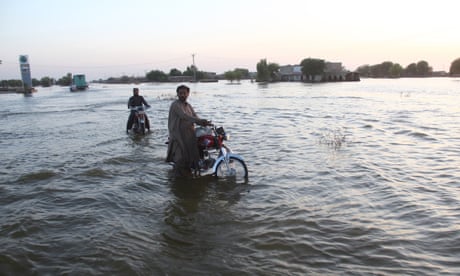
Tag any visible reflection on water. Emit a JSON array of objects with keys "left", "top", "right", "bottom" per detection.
[{"left": 1, "top": 78, "right": 460, "bottom": 275}]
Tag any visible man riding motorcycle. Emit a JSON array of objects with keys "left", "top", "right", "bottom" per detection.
[{"left": 127, "top": 87, "right": 151, "bottom": 133}]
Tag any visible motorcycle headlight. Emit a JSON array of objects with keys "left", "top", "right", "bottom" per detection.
[{"left": 216, "top": 127, "right": 225, "bottom": 135}]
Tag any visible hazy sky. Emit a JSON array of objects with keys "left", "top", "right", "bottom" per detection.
[{"left": 1, "top": 0, "right": 459, "bottom": 80}]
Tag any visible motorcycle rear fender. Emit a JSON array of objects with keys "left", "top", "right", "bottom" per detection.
[{"left": 137, "top": 114, "right": 145, "bottom": 124}]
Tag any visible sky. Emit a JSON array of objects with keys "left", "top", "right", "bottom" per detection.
[{"left": 1, "top": 0, "right": 459, "bottom": 80}]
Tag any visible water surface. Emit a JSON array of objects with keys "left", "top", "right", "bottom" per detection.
[{"left": 1, "top": 78, "right": 459, "bottom": 275}]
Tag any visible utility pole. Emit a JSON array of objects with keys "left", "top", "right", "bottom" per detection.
[{"left": 192, "top": 53, "right": 196, "bottom": 82}]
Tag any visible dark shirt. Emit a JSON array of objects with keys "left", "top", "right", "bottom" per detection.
[{"left": 128, "top": 95, "right": 149, "bottom": 108}]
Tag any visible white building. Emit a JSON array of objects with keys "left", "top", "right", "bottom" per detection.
[
  {"left": 279, "top": 62, "right": 353, "bottom": 82},
  {"left": 279, "top": 65, "right": 303, "bottom": 81}
]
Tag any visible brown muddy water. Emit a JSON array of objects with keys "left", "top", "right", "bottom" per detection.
[{"left": 1, "top": 78, "right": 459, "bottom": 275}]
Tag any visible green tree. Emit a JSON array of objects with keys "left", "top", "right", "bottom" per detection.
[
  {"left": 300, "top": 58, "right": 325, "bottom": 81},
  {"left": 146, "top": 70, "right": 168, "bottom": 82},
  {"left": 120, "top": 75, "right": 131, "bottom": 83},
  {"left": 11, "top": 79, "right": 23, "bottom": 87},
  {"left": 405, "top": 63, "right": 418, "bottom": 76},
  {"left": 256, "top": 59, "right": 270, "bottom": 82},
  {"left": 234, "top": 70, "right": 243, "bottom": 82},
  {"left": 224, "top": 69, "right": 243, "bottom": 83},
  {"left": 32, "top": 78, "right": 40, "bottom": 87},
  {"left": 183, "top": 65, "right": 194, "bottom": 76},
  {"left": 356, "top": 65, "right": 371, "bottom": 77},
  {"left": 224, "top": 71, "right": 237, "bottom": 83},
  {"left": 56, "top": 73, "right": 72, "bottom": 86},
  {"left": 389, "top": 63, "right": 403, "bottom": 78},
  {"left": 450, "top": 57, "right": 460, "bottom": 75},
  {"left": 1, "top": 79, "right": 23, "bottom": 87},
  {"left": 416, "top": 60, "right": 431, "bottom": 76},
  {"left": 234, "top": 68, "right": 250, "bottom": 79},
  {"left": 183, "top": 65, "right": 204, "bottom": 80},
  {"left": 268, "top": 62, "right": 280, "bottom": 81},
  {"left": 169, "top": 68, "right": 182, "bottom": 76},
  {"left": 368, "top": 61, "right": 393, "bottom": 78},
  {"left": 40, "top": 76, "right": 54, "bottom": 87},
  {"left": 380, "top": 61, "right": 394, "bottom": 77}
]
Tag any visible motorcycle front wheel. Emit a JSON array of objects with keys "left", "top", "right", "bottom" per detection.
[{"left": 215, "top": 156, "right": 248, "bottom": 181}]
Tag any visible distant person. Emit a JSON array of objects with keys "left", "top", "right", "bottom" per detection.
[
  {"left": 166, "top": 84, "right": 211, "bottom": 176},
  {"left": 127, "top": 87, "right": 151, "bottom": 133}
]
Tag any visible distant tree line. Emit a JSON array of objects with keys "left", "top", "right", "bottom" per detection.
[
  {"left": 101, "top": 66, "right": 251, "bottom": 83},
  {"left": 255, "top": 57, "right": 460, "bottom": 82},
  {"left": 2, "top": 57, "right": 460, "bottom": 88},
  {"left": 0, "top": 66, "right": 216, "bottom": 87},
  {"left": 99, "top": 65, "right": 235, "bottom": 83},
  {"left": 356, "top": 60, "right": 433, "bottom": 78},
  {"left": 94, "top": 66, "right": 209, "bottom": 83},
  {"left": 0, "top": 74, "right": 71, "bottom": 88},
  {"left": 145, "top": 65, "right": 204, "bottom": 82},
  {"left": 356, "top": 58, "right": 460, "bottom": 78}
]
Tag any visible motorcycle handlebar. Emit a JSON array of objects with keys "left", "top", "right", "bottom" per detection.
[
  {"left": 129, "top": 105, "right": 150, "bottom": 111},
  {"left": 203, "top": 120, "right": 213, "bottom": 127}
]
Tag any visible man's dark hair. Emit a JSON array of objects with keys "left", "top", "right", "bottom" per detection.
[{"left": 176, "top": 85, "right": 190, "bottom": 93}]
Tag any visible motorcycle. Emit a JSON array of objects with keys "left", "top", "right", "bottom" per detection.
[
  {"left": 194, "top": 125, "right": 248, "bottom": 180},
  {"left": 129, "top": 106, "right": 149, "bottom": 135}
]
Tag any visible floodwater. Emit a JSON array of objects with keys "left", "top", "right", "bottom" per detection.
[{"left": 1, "top": 78, "right": 459, "bottom": 275}]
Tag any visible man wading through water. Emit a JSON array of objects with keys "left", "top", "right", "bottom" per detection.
[{"left": 166, "top": 85, "right": 211, "bottom": 176}]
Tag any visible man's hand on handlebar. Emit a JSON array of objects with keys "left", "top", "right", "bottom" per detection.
[{"left": 198, "top": 119, "right": 212, "bottom": 126}]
